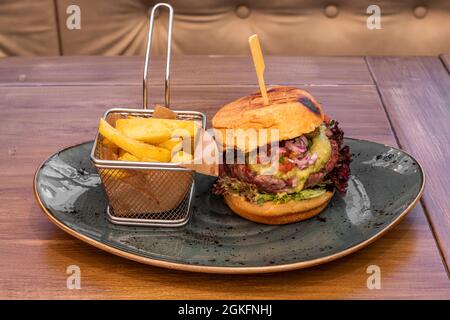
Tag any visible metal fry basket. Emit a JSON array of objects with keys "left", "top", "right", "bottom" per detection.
[{"left": 90, "top": 3, "right": 205, "bottom": 227}]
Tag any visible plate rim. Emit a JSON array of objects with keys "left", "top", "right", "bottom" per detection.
[{"left": 33, "top": 139, "right": 425, "bottom": 274}]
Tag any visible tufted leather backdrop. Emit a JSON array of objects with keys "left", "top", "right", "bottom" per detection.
[{"left": 1, "top": 0, "right": 449, "bottom": 57}]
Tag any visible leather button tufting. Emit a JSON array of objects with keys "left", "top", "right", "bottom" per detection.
[
  {"left": 324, "top": 5, "right": 339, "bottom": 18},
  {"left": 236, "top": 5, "right": 251, "bottom": 19},
  {"left": 413, "top": 6, "right": 427, "bottom": 19}
]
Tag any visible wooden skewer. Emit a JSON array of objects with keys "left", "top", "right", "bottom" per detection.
[{"left": 248, "top": 34, "right": 269, "bottom": 106}]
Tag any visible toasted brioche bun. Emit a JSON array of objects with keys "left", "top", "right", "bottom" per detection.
[
  {"left": 224, "top": 190, "right": 334, "bottom": 225},
  {"left": 212, "top": 86, "right": 324, "bottom": 152}
]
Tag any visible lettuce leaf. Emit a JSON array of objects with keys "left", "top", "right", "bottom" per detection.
[{"left": 255, "top": 188, "right": 327, "bottom": 204}]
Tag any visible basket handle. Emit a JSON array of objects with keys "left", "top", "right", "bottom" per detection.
[{"left": 143, "top": 3, "right": 174, "bottom": 110}]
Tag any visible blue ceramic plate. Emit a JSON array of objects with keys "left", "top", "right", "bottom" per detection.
[{"left": 34, "top": 139, "right": 424, "bottom": 274}]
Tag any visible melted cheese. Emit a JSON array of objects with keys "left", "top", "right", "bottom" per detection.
[{"left": 249, "top": 125, "right": 331, "bottom": 192}]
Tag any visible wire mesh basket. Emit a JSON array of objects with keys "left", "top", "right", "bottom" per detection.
[{"left": 90, "top": 3, "right": 206, "bottom": 227}]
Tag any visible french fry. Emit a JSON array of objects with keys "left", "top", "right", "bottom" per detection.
[
  {"left": 118, "top": 152, "right": 159, "bottom": 163},
  {"left": 153, "top": 104, "right": 177, "bottom": 119},
  {"left": 98, "top": 118, "right": 171, "bottom": 162},
  {"left": 116, "top": 118, "right": 199, "bottom": 139},
  {"left": 158, "top": 137, "right": 183, "bottom": 153},
  {"left": 101, "top": 138, "right": 118, "bottom": 160},
  {"left": 115, "top": 119, "right": 172, "bottom": 144},
  {"left": 105, "top": 113, "right": 124, "bottom": 127},
  {"left": 103, "top": 138, "right": 111, "bottom": 146},
  {"left": 101, "top": 144, "right": 118, "bottom": 160},
  {"left": 118, "top": 152, "right": 139, "bottom": 162},
  {"left": 171, "top": 151, "right": 193, "bottom": 163}
]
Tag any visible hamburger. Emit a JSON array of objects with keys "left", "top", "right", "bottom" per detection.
[{"left": 212, "top": 86, "right": 351, "bottom": 225}]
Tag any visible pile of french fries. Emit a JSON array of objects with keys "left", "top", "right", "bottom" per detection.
[{"left": 98, "top": 105, "right": 199, "bottom": 163}]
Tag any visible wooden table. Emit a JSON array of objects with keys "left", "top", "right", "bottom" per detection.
[{"left": 0, "top": 55, "right": 449, "bottom": 299}]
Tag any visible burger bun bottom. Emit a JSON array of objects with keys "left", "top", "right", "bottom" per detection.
[{"left": 224, "top": 191, "right": 334, "bottom": 225}]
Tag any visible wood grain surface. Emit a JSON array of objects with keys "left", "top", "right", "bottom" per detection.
[
  {"left": 0, "top": 56, "right": 373, "bottom": 87},
  {"left": 0, "top": 56, "right": 449, "bottom": 299},
  {"left": 367, "top": 56, "right": 450, "bottom": 272},
  {"left": 439, "top": 54, "right": 450, "bottom": 73}
]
